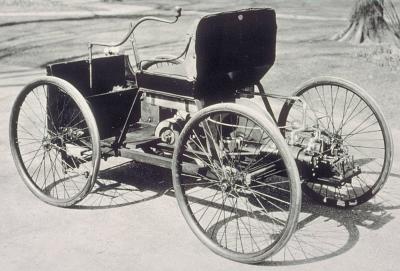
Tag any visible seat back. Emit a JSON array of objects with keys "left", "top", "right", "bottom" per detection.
[{"left": 194, "top": 8, "right": 276, "bottom": 97}]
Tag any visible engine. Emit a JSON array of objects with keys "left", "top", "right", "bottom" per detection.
[{"left": 287, "top": 126, "right": 361, "bottom": 187}]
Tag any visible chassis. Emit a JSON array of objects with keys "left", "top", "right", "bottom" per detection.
[{"left": 9, "top": 7, "right": 393, "bottom": 263}]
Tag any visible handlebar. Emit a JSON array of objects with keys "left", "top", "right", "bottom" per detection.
[
  {"left": 87, "top": 7, "right": 182, "bottom": 89},
  {"left": 89, "top": 6, "right": 182, "bottom": 48}
]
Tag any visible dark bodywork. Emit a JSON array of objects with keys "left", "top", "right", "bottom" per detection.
[
  {"left": 46, "top": 8, "right": 277, "bottom": 140},
  {"left": 46, "top": 55, "right": 140, "bottom": 139}
]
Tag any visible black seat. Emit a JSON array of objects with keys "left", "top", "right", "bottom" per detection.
[{"left": 137, "top": 8, "right": 277, "bottom": 100}]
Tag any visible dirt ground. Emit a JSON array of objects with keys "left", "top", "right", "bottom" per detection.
[{"left": 1, "top": 0, "right": 400, "bottom": 270}]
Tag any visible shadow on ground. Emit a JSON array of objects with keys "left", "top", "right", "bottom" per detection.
[
  {"left": 74, "top": 161, "right": 173, "bottom": 209},
  {"left": 73, "top": 162, "right": 400, "bottom": 266}
]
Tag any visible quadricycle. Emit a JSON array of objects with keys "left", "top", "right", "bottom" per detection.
[{"left": 9, "top": 7, "right": 393, "bottom": 263}]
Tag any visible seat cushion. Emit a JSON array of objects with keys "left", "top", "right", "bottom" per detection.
[{"left": 136, "top": 70, "right": 196, "bottom": 98}]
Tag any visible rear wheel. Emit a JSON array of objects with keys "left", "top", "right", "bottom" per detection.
[
  {"left": 278, "top": 77, "right": 393, "bottom": 207},
  {"left": 172, "top": 103, "right": 301, "bottom": 263},
  {"left": 9, "top": 76, "right": 101, "bottom": 207}
]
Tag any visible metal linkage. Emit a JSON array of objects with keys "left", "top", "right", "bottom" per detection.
[{"left": 241, "top": 83, "right": 308, "bottom": 131}]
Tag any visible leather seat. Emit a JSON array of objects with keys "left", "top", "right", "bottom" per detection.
[{"left": 136, "top": 8, "right": 277, "bottom": 100}]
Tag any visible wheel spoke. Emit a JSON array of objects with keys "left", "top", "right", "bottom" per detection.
[
  {"left": 173, "top": 106, "right": 300, "bottom": 260},
  {"left": 280, "top": 80, "right": 391, "bottom": 207},
  {"left": 10, "top": 79, "right": 99, "bottom": 206}
]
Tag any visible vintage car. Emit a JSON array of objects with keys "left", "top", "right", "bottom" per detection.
[{"left": 9, "top": 7, "right": 393, "bottom": 263}]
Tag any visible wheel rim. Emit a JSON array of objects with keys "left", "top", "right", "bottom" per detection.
[
  {"left": 173, "top": 106, "right": 300, "bottom": 261},
  {"left": 279, "top": 80, "right": 391, "bottom": 206},
  {"left": 10, "top": 80, "right": 98, "bottom": 205}
]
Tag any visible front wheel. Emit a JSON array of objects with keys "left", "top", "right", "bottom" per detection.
[
  {"left": 9, "top": 76, "right": 101, "bottom": 207},
  {"left": 278, "top": 76, "right": 393, "bottom": 207},
  {"left": 172, "top": 103, "right": 301, "bottom": 263}
]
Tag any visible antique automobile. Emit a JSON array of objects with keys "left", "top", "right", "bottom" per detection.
[{"left": 9, "top": 7, "right": 393, "bottom": 263}]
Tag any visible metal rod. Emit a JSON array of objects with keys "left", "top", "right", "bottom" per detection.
[
  {"left": 242, "top": 84, "right": 308, "bottom": 130},
  {"left": 119, "top": 148, "right": 172, "bottom": 168},
  {"left": 88, "top": 43, "right": 93, "bottom": 90},
  {"left": 130, "top": 28, "right": 141, "bottom": 69},
  {"left": 141, "top": 87, "right": 196, "bottom": 101},
  {"left": 118, "top": 148, "right": 202, "bottom": 175},
  {"left": 115, "top": 89, "right": 142, "bottom": 146},
  {"left": 255, "top": 82, "right": 277, "bottom": 124},
  {"left": 90, "top": 8, "right": 182, "bottom": 48}
]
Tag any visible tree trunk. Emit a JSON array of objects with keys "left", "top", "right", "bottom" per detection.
[{"left": 333, "top": 0, "right": 400, "bottom": 45}]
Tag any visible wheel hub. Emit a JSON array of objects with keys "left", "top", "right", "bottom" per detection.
[
  {"left": 42, "top": 135, "right": 63, "bottom": 151},
  {"left": 220, "top": 180, "right": 232, "bottom": 193},
  {"left": 219, "top": 166, "right": 248, "bottom": 195}
]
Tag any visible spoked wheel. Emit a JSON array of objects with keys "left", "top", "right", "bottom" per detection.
[
  {"left": 278, "top": 76, "right": 393, "bottom": 208},
  {"left": 10, "top": 76, "right": 100, "bottom": 207},
  {"left": 172, "top": 103, "right": 301, "bottom": 264}
]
